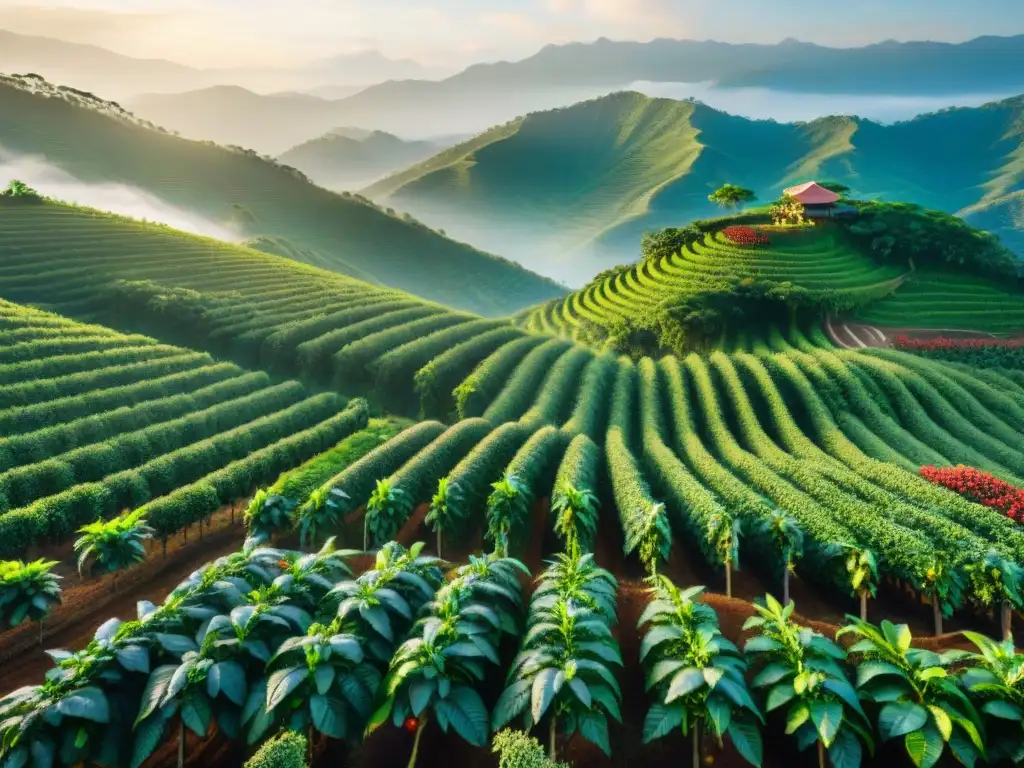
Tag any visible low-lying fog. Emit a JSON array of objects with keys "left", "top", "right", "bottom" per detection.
[
  {"left": 0, "top": 149, "right": 238, "bottom": 242},
  {"left": 629, "top": 82, "right": 1019, "bottom": 124}
]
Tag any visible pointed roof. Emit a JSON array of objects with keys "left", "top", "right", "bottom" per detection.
[{"left": 784, "top": 181, "right": 839, "bottom": 205}]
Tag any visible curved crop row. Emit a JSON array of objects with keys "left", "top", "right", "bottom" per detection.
[
  {"left": 364, "top": 418, "right": 492, "bottom": 546},
  {"left": 414, "top": 326, "right": 524, "bottom": 420},
  {"left": 0, "top": 392, "right": 349, "bottom": 555},
  {"left": 454, "top": 335, "right": 549, "bottom": 419}
]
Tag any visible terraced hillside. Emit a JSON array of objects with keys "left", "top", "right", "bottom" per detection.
[
  {"left": 365, "top": 91, "right": 1024, "bottom": 282},
  {"left": 519, "top": 227, "right": 906, "bottom": 338},
  {"left": 853, "top": 270, "right": 1024, "bottom": 334},
  {"left": 0, "top": 299, "right": 371, "bottom": 559},
  {"left": 0, "top": 201, "right": 536, "bottom": 418},
  {"left": 0, "top": 75, "right": 563, "bottom": 315}
]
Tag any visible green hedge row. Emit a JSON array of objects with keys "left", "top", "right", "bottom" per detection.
[
  {"left": 316, "top": 420, "right": 447, "bottom": 517},
  {"left": 0, "top": 362, "right": 241, "bottom": 436},
  {"left": 501, "top": 425, "right": 568, "bottom": 553},
  {"left": 561, "top": 353, "right": 617, "bottom": 441},
  {"left": 551, "top": 433, "right": 602, "bottom": 551},
  {"left": 435, "top": 421, "right": 533, "bottom": 536},
  {"left": 454, "top": 335, "right": 548, "bottom": 420},
  {"left": 0, "top": 381, "right": 306, "bottom": 512},
  {"left": 0, "top": 333, "right": 160, "bottom": 364},
  {"left": 0, "top": 345, "right": 186, "bottom": 386},
  {"left": 414, "top": 326, "right": 524, "bottom": 420},
  {"left": 330, "top": 313, "right": 470, "bottom": 390},
  {"left": 637, "top": 358, "right": 731, "bottom": 569},
  {"left": 0, "top": 393, "right": 353, "bottom": 556},
  {"left": 296, "top": 306, "right": 439, "bottom": 382},
  {"left": 0, "top": 352, "right": 213, "bottom": 410},
  {"left": 518, "top": 346, "right": 593, "bottom": 429},
  {"left": 144, "top": 399, "right": 368, "bottom": 538},
  {"left": 482, "top": 340, "right": 575, "bottom": 426},
  {"left": 257, "top": 297, "right": 414, "bottom": 373},
  {"left": 605, "top": 359, "right": 667, "bottom": 567},
  {"left": 365, "top": 418, "right": 492, "bottom": 545},
  {"left": 0, "top": 372, "right": 271, "bottom": 472},
  {"left": 371, "top": 319, "right": 507, "bottom": 413},
  {"left": 268, "top": 411, "right": 400, "bottom": 505}
]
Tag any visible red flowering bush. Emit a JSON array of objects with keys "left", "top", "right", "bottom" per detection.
[
  {"left": 920, "top": 465, "right": 1024, "bottom": 521},
  {"left": 722, "top": 226, "right": 770, "bottom": 246},
  {"left": 894, "top": 335, "right": 1024, "bottom": 352}
]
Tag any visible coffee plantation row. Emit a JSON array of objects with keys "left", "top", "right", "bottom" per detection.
[
  {"left": 3, "top": 202, "right": 1024, "bottom": 767},
  {"left": 4, "top": 530, "right": 1024, "bottom": 768},
  {"left": 0, "top": 300, "right": 372, "bottom": 558},
  {"left": 3, "top": 278, "right": 1024, "bottom": 628}
]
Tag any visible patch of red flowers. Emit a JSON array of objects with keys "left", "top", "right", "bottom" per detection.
[
  {"left": 722, "top": 226, "right": 770, "bottom": 246},
  {"left": 920, "top": 465, "right": 1024, "bottom": 521},
  {"left": 894, "top": 335, "right": 1024, "bottom": 351}
]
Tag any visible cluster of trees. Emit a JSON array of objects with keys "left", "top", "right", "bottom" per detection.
[
  {"left": 640, "top": 224, "right": 704, "bottom": 264},
  {"left": 842, "top": 201, "right": 1019, "bottom": 281}
]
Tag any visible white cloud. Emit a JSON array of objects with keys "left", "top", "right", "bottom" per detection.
[{"left": 0, "top": 148, "right": 238, "bottom": 241}]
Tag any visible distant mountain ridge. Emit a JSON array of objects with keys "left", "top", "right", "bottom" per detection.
[
  {"left": 123, "top": 33, "right": 1024, "bottom": 150},
  {"left": 364, "top": 91, "right": 1024, "bottom": 285},
  {"left": 0, "top": 29, "right": 447, "bottom": 99},
  {"left": 277, "top": 130, "right": 448, "bottom": 190}
]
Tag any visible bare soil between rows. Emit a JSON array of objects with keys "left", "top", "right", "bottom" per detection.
[{"left": 0, "top": 498, "right": 1007, "bottom": 767}]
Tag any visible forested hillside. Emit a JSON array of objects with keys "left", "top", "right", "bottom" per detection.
[
  {"left": 367, "top": 92, "right": 1024, "bottom": 283},
  {"left": 0, "top": 75, "right": 564, "bottom": 315}
]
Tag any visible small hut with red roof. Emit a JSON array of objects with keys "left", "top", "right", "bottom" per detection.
[{"left": 783, "top": 181, "right": 840, "bottom": 218}]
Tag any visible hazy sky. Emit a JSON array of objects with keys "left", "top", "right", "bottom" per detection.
[{"left": 1, "top": 0, "right": 1023, "bottom": 68}]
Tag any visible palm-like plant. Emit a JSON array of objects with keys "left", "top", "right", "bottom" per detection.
[
  {"left": 251, "top": 537, "right": 356, "bottom": 615},
  {"left": 708, "top": 513, "right": 742, "bottom": 598},
  {"left": 367, "top": 555, "right": 526, "bottom": 767},
  {"left": 965, "top": 550, "right": 1023, "bottom": 642},
  {"left": 492, "top": 551, "right": 622, "bottom": 762},
  {"left": 624, "top": 501, "right": 671, "bottom": 576},
  {"left": 365, "top": 478, "right": 408, "bottom": 550},
  {"left": 744, "top": 595, "right": 873, "bottom": 768},
  {"left": 2, "top": 179, "right": 39, "bottom": 198},
  {"left": 75, "top": 510, "right": 154, "bottom": 591},
  {"left": 485, "top": 473, "right": 522, "bottom": 558},
  {"left": 0, "top": 559, "right": 62, "bottom": 643},
  {"left": 551, "top": 481, "right": 599, "bottom": 555},
  {"left": 961, "top": 630, "right": 1024, "bottom": 764},
  {"left": 296, "top": 487, "right": 349, "bottom": 549},
  {"left": 426, "top": 477, "right": 455, "bottom": 559},
  {"left": 837, "top": 617, "right": 985, "bottom": 768},
  {"left": 830, "top": 544, "right": 878, "bottom": 621},
  {"left": 761, "top": 510, "right": 804, "bottom": 606},
  {"left": 245, "top": 489, "right": 297, "bottom": 543},
  {"left": 640, "top": 577, "right": 763, "bottom": 766}
]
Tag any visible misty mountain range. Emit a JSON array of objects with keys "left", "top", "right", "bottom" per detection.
[
  {"left": 0, "top": 29, "right": 451, "bottom": 100},
  {"left": 5, "top": 29, "right": 1024, "bottom": 105}
]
